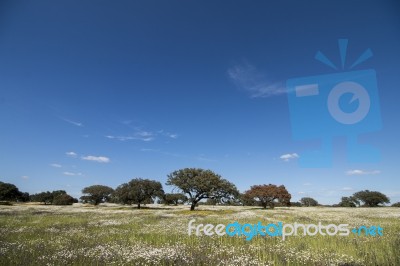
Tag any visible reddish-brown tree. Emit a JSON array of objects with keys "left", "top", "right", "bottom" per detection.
[{"left": 244, "top": 184, "right": 291, "bottom": 209}]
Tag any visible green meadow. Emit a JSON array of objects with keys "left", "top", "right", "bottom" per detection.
[{"left": 0, "top": 204, "right": 399, "bottom": 266}]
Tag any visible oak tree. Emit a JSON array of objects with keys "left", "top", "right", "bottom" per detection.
[
  {"left": 166, "top": 168, "right": 239, "bottom": 211},
  {"left": 244, "top": 184, "right": 291, "bottom": 209},
  {"left": 113, "top": 178, "right": 164, "bottom": 209},
  {"left": 80, "top": 185, "right": 114, "bottom": 205}
]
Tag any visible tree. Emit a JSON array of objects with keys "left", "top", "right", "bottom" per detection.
[
  {"left": 30, "top": 190, "right": 76, "bottom": 205},
  {"left": 113, "top": 178, "right": 164, "bottom": 209},
  {"left": 239, "top": 193, "right": 256, "bottom": 206},
  {"left": 392, "top": 202, "right": 400, "bottom": 207},
  {"left": 300, "top": 197, "right": 318, "bottom": 207},
  {"left": 338, "top": 196, "right": 359, "bottom": 207},
  {"left": 53, "top": 194, "right": 76, "bottom": 205},
  {"left": 290, "top": 201, "right": 302, "bottom": 207},
  {"left": 353, "top": 190, "right": 390, "bottom": 207},
  {"left": 0, "top": 181, "right": 23, "bottom": 201},
  {"left": 244, "top": 184, "right": 291, "bottom": 209},
  {"left": 162, "top": 193, "right": 187, "bottom": 206},
  {"left": 166, "top": 168, "right": 239, "bottom": 211},
  {"left": 30, "top": 191, "right": 53, "bottom": 204},
  {"left": 19, "top": 192, "right": 30, "bottom": 202},
  {"left": 80, "top": 185, "right": 114, "bottom": 205}
]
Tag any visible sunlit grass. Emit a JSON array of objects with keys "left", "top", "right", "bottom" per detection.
[{"left": 0, "top": 204, "right": 399, "bottom": 265}]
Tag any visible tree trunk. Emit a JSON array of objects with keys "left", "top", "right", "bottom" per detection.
[
  {"left": 137, "top": 203, "right": 141, "bottom": 209},
  {"left": 190, "top": 202, "right": 196, "bottom": 211}
]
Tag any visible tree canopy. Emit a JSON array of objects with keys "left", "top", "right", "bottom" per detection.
[
  {"left": 352, "top": 190, "right": 390, "bottom": 207},
  {"left": 0, "top": 181, "right": 27, "bottom": 202},
  {"left": 244, "top": 184, "right": 291, "bottom": 209},
  {"left": 166, "top": 168, "right": 239, "bottom": 211},
  {"left": 31, "top": 190, "right": 77, "bottom": 205},
  {"left": 337, "top": 196, "right": 359, "bottom": 207},
  {"left": 80, "top": 185, "right": 114, "bottom": 205},
  {"left": 113, "top": 178, "right": 164, "bottom": 209},
  {"left": 300, "top": 197, "right": 319, "bottom": 207}
]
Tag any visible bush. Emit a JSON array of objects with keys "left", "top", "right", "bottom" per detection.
[
  {"left": 391, "top": 202, "right": 400, "bottom": 207},
  {"left": 0, "top": 201, "right": 12, "bottom": 205}
]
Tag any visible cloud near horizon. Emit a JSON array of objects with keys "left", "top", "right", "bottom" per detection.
[
  {"left": 63, "top": 171, "right": 83, "bottom": 176},
  {"left": 341, "top": 187, "right": 354, "bottom": 191},
  {"left": 346, "top": 169, "right": 381, "bottom": 175}
]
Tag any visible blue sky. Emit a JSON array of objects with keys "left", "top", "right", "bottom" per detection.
[{"left": 1, "top": 0, "right": 399, "bottom": 204}]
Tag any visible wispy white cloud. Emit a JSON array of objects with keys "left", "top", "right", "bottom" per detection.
[
  {"left": 106, "top": 129, "right": 155, "bottom": 142},
  {"left": 63, "top": 171, "right": 83, "bottom": 176},
  {"left": 121, "top": 120, "right": 133, "bottom": 125},
  {"left": 158, "top": 130, "right": 179, "bottom": 139},
  {"left": 298, "top": 191, "right": 306, "bottom": 195},
  {"left": 280, "top": 153, "right": 299, "bottom": 162},
  {"left": 21, "top": 175, "right": 29, "bottom": 180},
  {"left": 107, "top": 128, "right": 178, "bottom": 142},
  {"left": 62, "top": 118, "right": 83, "bottom": 127},
  {"left": 227, "top": 63, "right": 286, "bottom": 98},
  {"left": 106, "top": 135, "right": 154, "bottom": 142},
  {"left": 303, "top": 182, "right": 312, "bottom": 186},
  {"left": 346, "top": 169, "right": 381, "bottom": 175},
  {"left": 81, "top": 155, "right": 110, "bottom": 163},
  {"left": 140, "top": 148, "right": 160, "bottom": 152},
  {"left": 341, "top": 187, "right": 354, "bottom": 191},
  {"left": 166, "top": 133, "right": 178, "bottom": 139},
  {"left": 50, "top": 163, "right": 62, "bottom": 168},
  {"left": 66, "top": 151, "right": 78, "bottom": 157}
]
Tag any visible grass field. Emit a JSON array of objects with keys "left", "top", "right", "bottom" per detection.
[{"left": 0, "top": 204, "right": 399, "bottom": 266}]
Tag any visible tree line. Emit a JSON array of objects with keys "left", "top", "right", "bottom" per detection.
[{"left": 1, "top": 168, "right": 397, "bottom": 210}]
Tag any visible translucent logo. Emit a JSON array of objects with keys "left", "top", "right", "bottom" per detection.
[{"left": 286, "top": 39, "right": 381, "bottom": 167}]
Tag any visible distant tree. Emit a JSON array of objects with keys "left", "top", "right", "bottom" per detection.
[
  {"left": 244, "top": 184, "right": 291, "bottom": 209},
  {"left": 0, "top": 181, "right": 23, "bottom": 201},
  {"left": 166, "top": 168, "right": 239, "bottom": 211},
  {"left": 19, "top": 192, "right": 30, "bottom": 202},
  {"left": 30, "top": 190, "right": 75, "bottom": 205},
  {"left": 338, "top": 196, "right": 359, "bottom": 207},
  {"left": 30, "top": 191, "right": 53, "bottom": 204},
  {"left": 53, "top": 194, "right": 75, "bottom": 205},
  {"left": 290, "top": 201, "right": 302, "bottom": 207},
  {"left": 300, "top": 197, "right": 318, "bottom": 207},
  {"left": 80, "top": 185, "right": 114, "bottom": 205},
  {"left": 391, "top": 202, "right": 400, "bottom": 207},
  {"left": 113, "top": 178, "right": 164, "bottom": 209},
  {"left": 162, "top": 193, "right": 187, "bottom": 206},
  {"left": 353, "top": 190, "right": 390, "bottom": 207}
]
